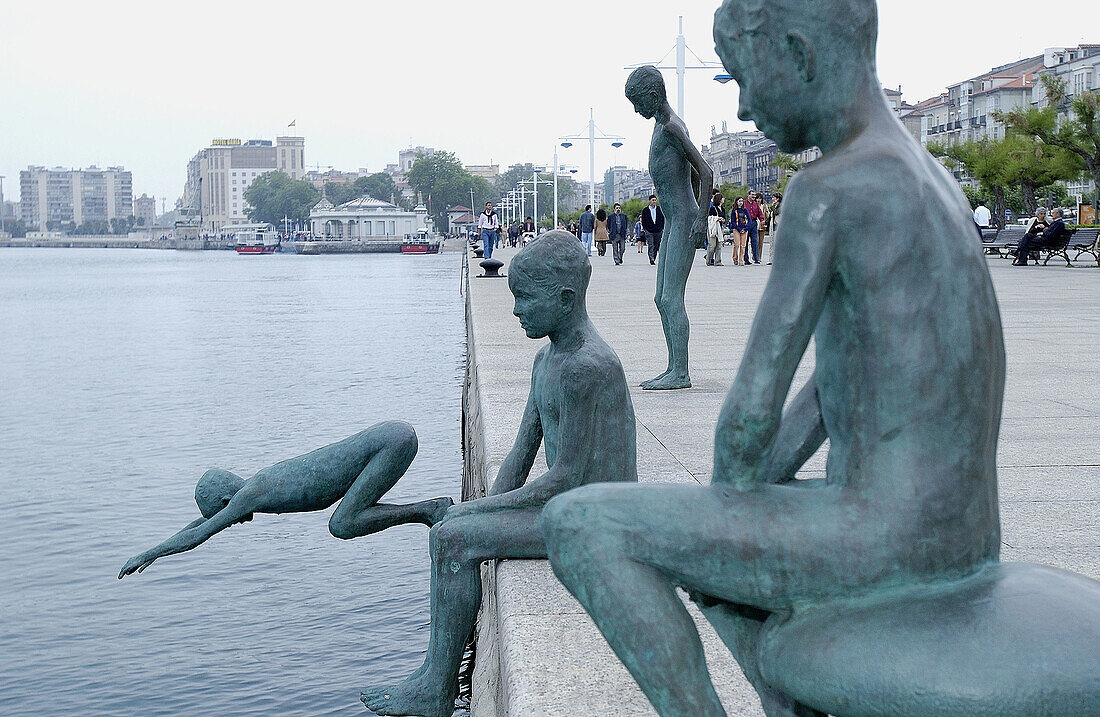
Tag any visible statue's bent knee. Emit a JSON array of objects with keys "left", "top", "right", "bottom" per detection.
[
  {"left": 542, "top": 486, "right": 605, "bottom": 549},
  {"left": 377, "top": 420, "right": 418, "bottom": 452}
]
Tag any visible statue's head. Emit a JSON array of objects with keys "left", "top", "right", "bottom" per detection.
[
  {"left": 713, "top": 0, "right": 879, "bottom": 151},
  {"left": 509, "top": 231, "right": 591, "bottom": 339},
  {"left": 195, "top": 468, "right": 246, "bottom": 519},
  {"left": 626, "top": 66, "right": 667, "bottom": 120}
]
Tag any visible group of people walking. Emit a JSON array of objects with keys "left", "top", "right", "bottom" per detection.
[
  {"left": 704, "top": 189, "right": 779, "bottom": 266},
  {"left": 479, "top": 190, "right": 780, "bottom": 268}
]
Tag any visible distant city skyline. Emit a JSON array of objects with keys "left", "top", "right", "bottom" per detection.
[{"left": 2, "top": 0, "right": 1096, "bottom": 206}]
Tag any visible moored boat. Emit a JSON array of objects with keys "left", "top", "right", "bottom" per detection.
[
  {"left": 230, "top": 224, "right": 280, "bottom": 254},
  {"left": 401, "top": 229, "right": 440, "bottom": 255}
]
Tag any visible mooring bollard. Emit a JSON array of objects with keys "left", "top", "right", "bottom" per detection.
[{"left": 479, "top": 258, "right": 504, "bottom": 278}]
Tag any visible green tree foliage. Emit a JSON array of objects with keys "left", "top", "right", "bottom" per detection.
[
  {"left": 109, "top": 216, "right": 137, "bottom": 235},
  {"left": 6, "top": 219, "right": 31, "bottom": 238},
  {"left": 995, "top": 132, "right": 1082, "bottom": 215},
  {"left": 716, "top": 182, "right": 750, "bottom": 210},
  {"left": 495, "top": 163, "right": 579, "bottom": 222},
  {"left": 929, "top": 131, "right": 1082, "bottom": 224},
  {"left": 244, "top": 171, "right": 320, "bottom": 227},
  {"left": 73, "top": 219, "right": 111, "bottom": 235},
  {"left": 930, "top": 139, "right": 1012, "bottom": 227},
  {"left": 998, "top": 74, "right": 1100, "bottom": 209},
  {"left": 619, "top": 196, "right": 649, "bottom": 222},
  {"left": 407, "top": 151, "right": 492, "bottom": 228},
  {"left": 322, "top": 172, "right": 406, "bottom": 209},
  {"left": 770, "top": 153, "right": 803, "bottom": 194}
]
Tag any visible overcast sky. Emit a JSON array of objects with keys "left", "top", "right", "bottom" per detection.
[{"left": 2, "top": 0, "right": 1097, "bottom": 208}]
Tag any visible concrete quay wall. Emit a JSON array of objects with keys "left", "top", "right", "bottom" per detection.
[{"left": 462, "top": 244, "right": 1100, "bottom": 716}]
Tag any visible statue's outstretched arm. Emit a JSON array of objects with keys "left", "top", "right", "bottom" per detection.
[
  {"left": 764, "top": 373, "right": 826, "bottom": 484},
  {"left": 713, "top": 179, "right": 835, "bottom": 488},
  {"left": 489, "top": 384, "right": 543, "bottom": 496},
  {"left": 452, "top": 367, "right": 594, "bottom": 517},
  {"left": 118, "top": 486, "right": 260, "bottom": 578}
]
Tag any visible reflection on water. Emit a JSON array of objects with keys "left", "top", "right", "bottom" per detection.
[{"left": 0, "top": 249, "right": 465, "bottom": 716}]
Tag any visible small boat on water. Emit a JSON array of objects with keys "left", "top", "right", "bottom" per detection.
[
  {"left": 231, "top": 224, "right": 280, "bottom": 255},
  {"left": 401, "top": 230, "right": 441, "bottom": 255}
]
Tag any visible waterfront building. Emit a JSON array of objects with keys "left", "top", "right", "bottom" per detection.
[
  {"left": 2, "top": 200, "right": 18, "bottom": 224},
  {"left": 183, "top": 136, "right": 306, "bottom": 234},
  {"left": 921, "top": 56, "right": 1045, "bottom": 149},
  {"left": 19, "top": 165, "right": 133, "bottom": 230},
  {"left": 465, "top": 164, "right": 500, "bottom": 180},
  {"left": 701, "top": 124, "right": 767, "bottom": 188},
  {"left": 446, "top": 205, "right": 472, "bottom": 234},
  {"left": 1035, "top": 45, "right": 1100, "bottom": 199},
  {"left": 308, "top": 194, "right": 429, "bottom": 240},
  {"left": 388, "top": 146, "right": 434, "bottom": 177},
  {"left": 134, "top": 194, "right": 156, "bottom": 228},
  {"left": 303, "top": 168, "right": 370, "bottom": 190},
  {"left": 603, "top": 166, "right": 654, "bottom": 205}
]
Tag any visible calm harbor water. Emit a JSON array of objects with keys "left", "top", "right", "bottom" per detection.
[{"left": 0, "top": 248, "right": 466, "bottom": 716}]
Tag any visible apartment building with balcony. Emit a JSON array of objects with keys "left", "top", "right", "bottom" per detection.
[{"left": 19, "top": 165, "right": 133, "bottom": 230}]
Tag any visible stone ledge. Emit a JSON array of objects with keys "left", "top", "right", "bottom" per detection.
[{"left": 464, "top": 245, "right": 1100, "bottom": 716}]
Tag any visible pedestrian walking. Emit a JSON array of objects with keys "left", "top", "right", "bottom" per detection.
[
  {"left": 594, "top": 208, "right": 610, "bottom": 257},
  {"left": 634, "top": 217, "right": 646, "bottom": 253},
  {"left": 765, "top": 193, "right": 781, "bottom": 264},
  {"left": 478, "top": 201, "right": 501, "bottom": 258},
  {"left": 608, "top": 203, "right": 630, "bottom": 265},
  {"left": 706, "top": 191, "right": 726, "bottom": 266},
  {"left": 730, "top": 196, "right": 751, "bottom": 266},
  {"left": 641, "top": 194, "right": 665, "bottom": 265},
  {"left": 579, "top": 205, "right": 596, "bottom": 256},
  {"left": 973, "top": 199, "right": 992, "bottom": 239},
  {"left": 744, "top": 191, "right": 763, "bottom": 264}
]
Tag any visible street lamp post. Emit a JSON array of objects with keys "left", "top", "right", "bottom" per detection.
[
  {"left": 469, "top": 188, "right": 476, "bottom": 240},
  {"left": 559, "top": 108, "right": 625, "bottom": 217},
  {"left": 624, "top": 16, "right": 725, "bottom": 122},
  {"left": 517, "top": 171, "right": 553, "bottom": 231},
  {"left": 0, "top": 176, "right": 5, "bottom": 234}
]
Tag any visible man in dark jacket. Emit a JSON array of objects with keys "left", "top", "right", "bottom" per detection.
[
  {"left": 608, "top": 203, "right": 630, "bottom": 265},
  {"left": 579, "top": 205, "right": 596, "bottom": 256},
  {"left": 641, "top": 194, "right": 665, "bottom": 265},
  {"left": 1014, "top": 208, "right": 1067, "bottom": 266}
]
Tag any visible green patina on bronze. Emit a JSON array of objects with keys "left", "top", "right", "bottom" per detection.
[
  {"left": 627, "top": 66, "right": 714, "bottom": 391},
  {"left": 360, "top": 231, "right": 638, "bottom": 716},
  {"left": 119, "top": 421, "right": 451, "bottom": 579},
  {"left": 543, "top": 1, "right": 1100, "bottom": 715}
]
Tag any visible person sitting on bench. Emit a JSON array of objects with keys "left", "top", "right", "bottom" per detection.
[{"left": 1014, "top": 207, "right": 1066, "bottom": 266}]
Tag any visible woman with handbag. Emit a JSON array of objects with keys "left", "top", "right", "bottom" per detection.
[{"left": 706, "top": 191, "right": 726, "bottom": 266}]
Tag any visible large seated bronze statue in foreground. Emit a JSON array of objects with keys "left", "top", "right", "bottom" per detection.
[{"left": 541, "top": 1, "right": 1100, "bottom": 715}]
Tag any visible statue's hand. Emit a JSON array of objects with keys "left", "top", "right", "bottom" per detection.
[
  {"left": 118, "top": 550, "right": 157, "bottom": 579},
  {"left": 690, "top": 218, "right": 707, "bottom": 249},
  {"left": 443, "top": 501, "right": 477, "bottom": 522}
]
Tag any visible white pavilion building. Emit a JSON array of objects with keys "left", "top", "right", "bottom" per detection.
[{"left": 309, "top": 194, "right": 429, "bottom": 240}]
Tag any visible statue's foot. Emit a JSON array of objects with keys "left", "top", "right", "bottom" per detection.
[
  {"left": 640, "top": 369, "right": 671, "bottom": 389},
  {"left": 360, "top": 677, "right": 456, "bottom": 717},
  {"left": 641, "top": 372, "right": 691, "bottom": 391},
  {"left": 424, "top": 497, "right": 455, "bottom": 526}
]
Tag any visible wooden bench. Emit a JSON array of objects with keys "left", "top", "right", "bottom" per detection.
[
  {"left": 1036, "top": 226, "right": 1077, "bottom": 266},
  {"left": 1070, "top": 227, "right": 1100, "bottom": 267},
  {"left": 999, "top": 225, "right": 1078, "bottom": 266},
  {"left": 997, "top": 226, "right": 1027, "bottom": 259},
  {"left": 979, "top": 227, "right": 1002, "bottom": 255}
]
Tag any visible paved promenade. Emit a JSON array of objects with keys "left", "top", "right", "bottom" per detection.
[{"left": 464, "top": 243, "right": 1100, "bottom": 716}]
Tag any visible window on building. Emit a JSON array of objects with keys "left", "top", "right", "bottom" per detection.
[
  {"left": 389, "top": 221, "right": 396, "bottom": 235},
  {"left": 363, "top": 221, "right": 372, "bottom": 235}
]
